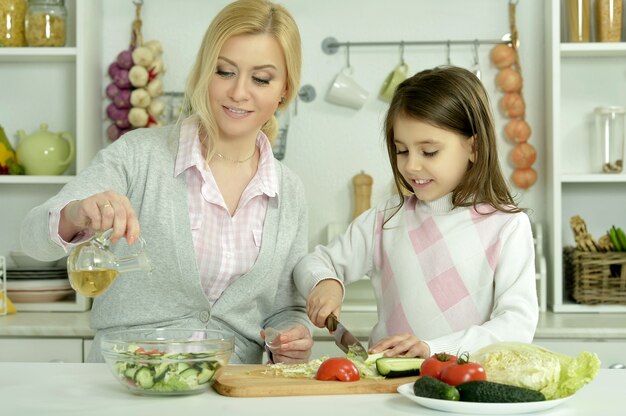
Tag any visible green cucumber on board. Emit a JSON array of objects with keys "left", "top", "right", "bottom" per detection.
[{"left": 376, "top": 357, "right": 424, "bottom": 378}]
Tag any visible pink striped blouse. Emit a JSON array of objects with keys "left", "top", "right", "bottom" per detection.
[{"left": 175, "top": 119, "right": 279, "bottom": 305}]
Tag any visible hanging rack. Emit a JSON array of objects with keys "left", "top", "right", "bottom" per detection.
[{"left": 321, "top": 34, "right": 512, "bottom": 55}]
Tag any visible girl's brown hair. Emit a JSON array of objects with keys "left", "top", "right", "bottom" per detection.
[
  {"left": 183, "top": 0, "right": 301, "bottom": 162},
  {"left": 384, "top": 65, "right": 520, "bottom": 216}
]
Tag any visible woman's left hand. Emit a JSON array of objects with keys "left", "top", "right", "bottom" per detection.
[
  {"left": 368, "top": 333, "right": 430, "bottom": 358},
  {"left": 261, "top": 324, "right": 313, "bottom": 364}
]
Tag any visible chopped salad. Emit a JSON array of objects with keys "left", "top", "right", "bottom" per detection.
[{"left": 108, "top": 345, "right": 224, "bottom": 393}]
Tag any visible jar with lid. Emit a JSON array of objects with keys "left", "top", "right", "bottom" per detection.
[
  {"left": 0, "top": 0, "right": 27, "bottom": 46},
  {"left": 25, "top": 0, "right": 67, "bottom": 47},
  {"left": 594, "top": 106, "right": 625, "bottom": 173}
]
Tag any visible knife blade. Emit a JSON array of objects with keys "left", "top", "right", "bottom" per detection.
[{"left": 325, "top": 313, "right": 368, "bottom": 361}]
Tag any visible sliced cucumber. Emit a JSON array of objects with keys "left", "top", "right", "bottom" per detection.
[
  {"left": 197, "top": 367, "right": 215, "bottom": 384},
  {"left": 376, "top": 357, "right": 424, "bottom": 378},
  {"left": 134, "top": 367, "right": 155, "bottom": 389},
  {"left": 153, "top": 362, "right": 169, "bottom": 382},
  {"left": 179, "top": 367, "right": 200, "bottom": 380},
  {"left": 124, "top": 366, "right": 138, "bottom": 380}
]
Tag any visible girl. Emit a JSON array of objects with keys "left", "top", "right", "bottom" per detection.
[
  {"left": 295, "top": 66, "right": 538, "bottom": 358},
  {"left": 20, "top": 0, "right": 312, "bottom": 364}
]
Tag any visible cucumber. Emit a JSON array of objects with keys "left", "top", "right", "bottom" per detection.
[
  {"left": 134, "top": 367, "right": 155, "bottom": 389},
  {"left": 413, "top": 376, "right": 460, "bottom": 401},
  {"left": 197, "top": 367, "right": 216, "bottom": 384},
  {"left": 376, "top": 357, "right": 424, "bottom": 378},
  {"left": 457, "top": 380, "right": 545, "bottom": 403},
  {"left": 153, "top": 362, "right": 169, "bottom": 382}
]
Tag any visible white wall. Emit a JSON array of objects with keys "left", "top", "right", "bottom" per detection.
[{"left": 101, "top": 0, "right": 546, "bottom": 249}]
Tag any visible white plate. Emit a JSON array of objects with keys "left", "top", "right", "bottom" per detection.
[
  {"left": 7, "top": 289, "right": 74, "bottom": 303},
  {"left": 7, "top": 279, "right": 71, "bottom": 291},
  {"left": 397, "top": 383, "right": 572, "bottom": 415}
]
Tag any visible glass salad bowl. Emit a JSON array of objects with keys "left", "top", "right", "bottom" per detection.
[{"left": 101, "top": 328, "right": 234, "bottom": 395}]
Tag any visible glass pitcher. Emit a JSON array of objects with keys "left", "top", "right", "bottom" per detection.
[{"left": 67, "top": 229, "right": 152, "bottom": 297}]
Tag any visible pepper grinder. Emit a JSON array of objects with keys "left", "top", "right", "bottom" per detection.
[{"left": 352, "top": 171, "right": 373, "bottom": 220}]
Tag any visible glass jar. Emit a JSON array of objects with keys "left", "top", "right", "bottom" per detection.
[
  {"left": 0, "top": 0, "right": 27, "bottom": 47},
  {"left": 594, "top": 106, "right": 625, "bottom": 173},
  {"left": 25, "top": 0, "right": 66, "bottom": 47},
  {"left": 595, "top": 0, "right": 623, "bottom": 42},
  {"left": 567, "top": 0, "right": 591, "bottom": 42}
]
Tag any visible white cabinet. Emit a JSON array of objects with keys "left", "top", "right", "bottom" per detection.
[
  {"left": 0, "top": 0, "right": 103, "bottom": 259},
  {"left": 545, "top": 0, "right": 626, "bottom": 312},
  {"left": 0, "top": 338, "right": 83, "bottom": 362}
]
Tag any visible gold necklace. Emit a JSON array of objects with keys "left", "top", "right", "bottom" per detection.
[{"left": 216, "top": 147, "right": 257, "bottom": 163}]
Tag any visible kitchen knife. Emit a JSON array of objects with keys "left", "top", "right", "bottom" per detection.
[{"left": 325, "top": 313, "right": 368, "bottom": 361}]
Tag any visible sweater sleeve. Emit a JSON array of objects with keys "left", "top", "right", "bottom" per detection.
[
  {"left": 293, "top": 206, "right": 379, "bottom": 298},
  {"left": 424, "top": 213, "right": 539, "bottom": 355},
  {"left": 20, "top": 136, "right": 133, "bottom": 261}
]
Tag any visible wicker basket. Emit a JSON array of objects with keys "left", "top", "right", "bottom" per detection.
[{"left": 564, "top": 247, "right": 626, "bottom": 304}]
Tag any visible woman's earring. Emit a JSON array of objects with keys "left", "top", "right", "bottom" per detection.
[{"left": 279, "top": 96, "right": 285, "bottom": 104}]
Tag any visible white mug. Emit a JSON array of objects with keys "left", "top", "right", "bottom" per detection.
[{"left": 325, "top": 67, "right": 369, "bottom": 110}]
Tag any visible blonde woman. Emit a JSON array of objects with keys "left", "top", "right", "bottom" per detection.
[{"left": 20, "top": 0, "right": 312, "bottom": 364}]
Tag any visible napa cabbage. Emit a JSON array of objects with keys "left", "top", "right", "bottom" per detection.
[{"left": 473, "top": 342, "right": 600, "bottom": 400}]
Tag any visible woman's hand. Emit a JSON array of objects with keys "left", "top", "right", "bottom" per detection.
[
  {"left": 60, "top": 191, "right": 140, "bottom": 244},
  {"left": 261, "top": 324, "right": 313, "bottom": 364},
  {"left": 368, "top": 333, "right": 430, "bottom": 358},
  {"left": 306, "top": 279, "right": 343, "bottom": 328}
]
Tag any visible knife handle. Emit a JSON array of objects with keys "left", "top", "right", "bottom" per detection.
[{"left": 325, "top": 313, "right": 338, "bottom": 332}]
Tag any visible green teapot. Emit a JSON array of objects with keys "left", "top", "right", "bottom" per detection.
[{"left": 16, "top": 123, "right": 75, "bottom": 175}]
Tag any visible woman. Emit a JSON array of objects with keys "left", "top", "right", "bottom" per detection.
[{"left": 20, "top": 0, "right": 313, "bottom": 364}]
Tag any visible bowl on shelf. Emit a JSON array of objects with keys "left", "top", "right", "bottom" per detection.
[
  {"left": 10, "top": 251, "right": 58, "bottom": 269},
  {"left": 101, "top": 328, "right": 235, "bottom": 396}
]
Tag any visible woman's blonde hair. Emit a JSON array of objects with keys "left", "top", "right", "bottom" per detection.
[
  {"left": 384, "top": 66, "right": 520, "bottom": 217},
  {"left": 183, "top": 0, "right": 301, "bottom": 160}
]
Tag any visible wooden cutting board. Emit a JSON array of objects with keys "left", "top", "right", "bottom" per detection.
[{"left": 212, "top": 365, "right": 417, "bottom": 397}]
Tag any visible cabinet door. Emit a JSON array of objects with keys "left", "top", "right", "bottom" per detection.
[
  {"left": 534, "top": 339, "right": 626, "bottom": 369},
  {"left": 83, "top": 338, "right": 93, "bottom": 362},
  {"left": 0, "top": 338, "right": 83, "bottom": 363}
]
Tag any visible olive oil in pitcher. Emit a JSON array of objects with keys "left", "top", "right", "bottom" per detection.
[
  {"left": 67, "top": 229, "right": 151, "bottom": 297},
  {"left": 69, "top": 269, "right": 120, "bottom": 297}
]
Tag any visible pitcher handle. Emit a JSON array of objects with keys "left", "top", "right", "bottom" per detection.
[{"left": 59, "top": 131, "right": 75, "bottom": 167}]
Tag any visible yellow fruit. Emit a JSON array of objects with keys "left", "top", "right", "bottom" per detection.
[
  {"left": 0, "top": 142, "right": 16, "bottom": 166},
  {"left": 0, "top": 290, "right": 17, "bottom": 314}
]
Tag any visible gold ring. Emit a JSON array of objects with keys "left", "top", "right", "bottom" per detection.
[{"left": 101, "top": 203, "right": 112, "bottom": 209}]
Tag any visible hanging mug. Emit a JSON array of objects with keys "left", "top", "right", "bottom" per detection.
[
  {"left": 379, "top": 62, "right": 409, "bottom": 103},
  {"left": 325, "top": 67, "right": 369, "bottom": 110}
]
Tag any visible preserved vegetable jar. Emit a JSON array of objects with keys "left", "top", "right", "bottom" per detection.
[
  {"left": 594, "top": 106, "right": 625, "bottom": 173},
  {"left": 25, "top": 0, "right": 66, "bottom": 47},
  {"left": 0, "top": 0, "right": 27, "bottom": 47}
]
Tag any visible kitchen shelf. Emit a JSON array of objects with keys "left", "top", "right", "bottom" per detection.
[
  {"left": 561, "top": 174, "right": 626, "bottom": 183},
  {"left": 561, "top": 42, "right": 626, "bottom": 57},
  {"left": 0, "top": 48, "right": 77, "bottom": 63},
  {"left": 0, "top": 0, "right": 103, "bottom": 262},
  {"left": 0, "top": 176, "right": 75, "bottom": 184},
  {"left": 545, "top": 0, "right": 626, "bottom": 313}
]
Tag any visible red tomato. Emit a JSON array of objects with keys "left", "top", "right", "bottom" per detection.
[
  {"left": 315, "top": 357, "right": 360, "bottom": 382},
  {"left": 439, "top": 360, "right": 486, "bottom": 386},
  {"left": 419, "top": 353, "right": 457, "bottom": 380},
  {"left": 135, "top": 347, "right": 162, "bottom": 355}
]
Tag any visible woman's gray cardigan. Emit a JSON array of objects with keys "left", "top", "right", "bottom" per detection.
[{"left": 20, "top": 125, "right": 311, "bottom": 363}]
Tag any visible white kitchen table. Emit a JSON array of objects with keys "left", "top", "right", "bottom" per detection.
[{"left": 0, "top": 363, "right": 622, "bottom": 416}]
